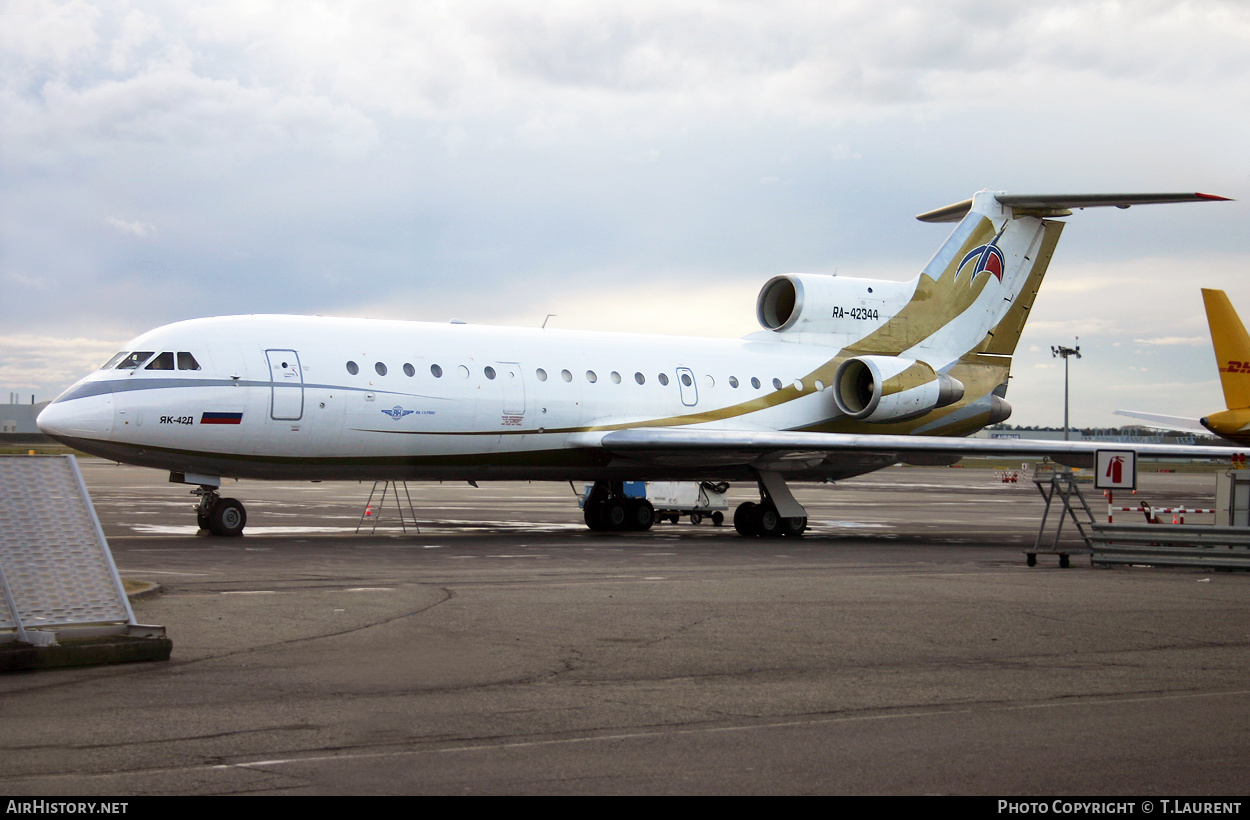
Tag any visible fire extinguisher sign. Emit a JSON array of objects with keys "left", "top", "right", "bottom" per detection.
[{"left": 1095, "top": 449, "right": 1137, "bottom": 490}]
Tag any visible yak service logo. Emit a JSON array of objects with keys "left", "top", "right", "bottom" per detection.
[
  {"left": 382, "top": 406, "right": 414, "bottom": 420},
  {"left": 955, "top": 239, "right": 1006, "bottom": 283}
]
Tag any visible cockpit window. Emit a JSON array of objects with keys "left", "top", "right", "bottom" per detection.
[
  {"left": 145, "top": 352, "right": 176, "bottom": 370},
  {"left": 100, "top": 352, "right": 130, "bottom": 370},
  {"left": 115, "top": 351, "right": 155, "bottom": 370},
  {"left": 177, "top": 352, "right": 201, "bottom": 371}
]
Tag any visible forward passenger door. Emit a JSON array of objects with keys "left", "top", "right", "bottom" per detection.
[{"left": 265, "top": 349, "right": 304, "bottom": 421}]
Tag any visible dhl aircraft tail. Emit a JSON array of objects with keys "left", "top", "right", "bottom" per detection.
[{"left": 1199, "top": 288, "right": 1250, "bottom": 443}]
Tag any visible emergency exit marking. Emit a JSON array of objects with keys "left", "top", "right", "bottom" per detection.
[{"left": 1095, "top": 449, "right": 1137, "bottom": 490}]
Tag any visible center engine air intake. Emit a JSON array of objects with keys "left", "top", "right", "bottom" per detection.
[
  {"left": 757, "top": 276, "right": 803, "bottom": 331},
  {"left": 833, "top": 356, "right": 964, "bottom": 423},
  {"left": 756, "top": 273, "right": 913, "bottom": 338}
]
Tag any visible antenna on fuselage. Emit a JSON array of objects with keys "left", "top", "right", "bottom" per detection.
[{"left": 542, "top": 314, "right": 557, "bottom": 329}]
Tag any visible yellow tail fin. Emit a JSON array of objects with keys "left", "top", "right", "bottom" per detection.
[{"left": 1203, "top": 288, "right": 1250, "bottom": 410}]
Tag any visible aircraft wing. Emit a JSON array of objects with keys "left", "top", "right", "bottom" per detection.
[
  {"left": 595, "top": 427, "right": 1237, "bottom": 470},
  {"left": 1113, "top": 410, "right": 1208, "bottom": 435}
]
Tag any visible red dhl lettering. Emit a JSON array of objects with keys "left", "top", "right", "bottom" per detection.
[{"left": 1224, "top": 361, "right": 1250, "bottom": 374}]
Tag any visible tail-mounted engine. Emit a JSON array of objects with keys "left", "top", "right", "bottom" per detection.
[
  {"left": 756, "top": 273, "right": 914, "bottom": 338},
  {"left": 833, "top": 355, "right": 965, "bottom": 423}
]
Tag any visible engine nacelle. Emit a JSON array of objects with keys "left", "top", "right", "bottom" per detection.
[
  {"left": 833, "top": 356, "right": 965, "bottom": 423},
  {"left": 987, "top": 395, "right": 1012, "bottom": 425},
  {"left": 756, "top": 273, "right": 913, "bottom": 337}
]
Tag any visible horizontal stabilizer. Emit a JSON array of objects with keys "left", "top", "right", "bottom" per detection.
[
  {"left": 916, "top": 192, "right": 1231, "bottom": 223},
  {"left": 1113, "top": 410, "right": 1207, "bottom": 434}
]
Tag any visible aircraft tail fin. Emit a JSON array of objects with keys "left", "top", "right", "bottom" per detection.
[
  {"left": 902, "top": 192, "right": 1230, "bottom": 363},
  {"left": 1203, "top": 288, "right": 1250, "bottom": 410},
  {"left": 755, "top": 191, "right": 1229, "bottom": 368}
]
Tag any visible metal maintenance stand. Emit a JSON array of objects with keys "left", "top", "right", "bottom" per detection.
[
  {"left": 1027, "top": 450, "right": 1138, "bottom": 569},
  {"left": 356, "top": 481, "right": 420, "bottom": 534},
  {"left": 1028, "top": 466, "right": 1095, "bottom": 568}
]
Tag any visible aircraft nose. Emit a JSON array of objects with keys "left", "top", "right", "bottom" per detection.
[{"left": 37, "top": 391, "right": 114, "bottom": 442}]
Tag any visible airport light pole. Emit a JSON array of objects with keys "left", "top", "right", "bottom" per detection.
[{"left": 1051, "top": 338, "right": 1081, "bottom": 441}]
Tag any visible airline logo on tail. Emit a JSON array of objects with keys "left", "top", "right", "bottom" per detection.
[{"left": 955, "top": 239, "right": 1005, "bottom": 282}]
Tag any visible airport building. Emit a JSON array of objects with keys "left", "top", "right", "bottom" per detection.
[{"left": 1, "top": 396, "right": 50, "bottom": 443}]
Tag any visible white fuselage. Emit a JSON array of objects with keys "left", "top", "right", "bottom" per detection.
[{"left": 38, "top": 314, "right": 907, "bottom": 482}]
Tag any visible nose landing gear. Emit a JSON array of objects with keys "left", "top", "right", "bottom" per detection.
[{"left": 192, "top": 487, "right": 247, "bottom": 537}]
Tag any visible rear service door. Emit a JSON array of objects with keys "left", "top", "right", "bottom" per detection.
[{"left": 498, "top": 362, "right": 525, "bottom": 417}]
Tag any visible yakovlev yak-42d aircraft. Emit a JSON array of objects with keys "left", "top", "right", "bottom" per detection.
[{"left": 38, "top": 189, "right": 1237, "bottom": 537}]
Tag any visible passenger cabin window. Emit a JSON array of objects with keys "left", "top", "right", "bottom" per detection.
[
  {"left": 116, "top": 352, "right": 154, "bottom": 370},
  {"left": 177, "top": 352, "right": 200, "bottom": 370},
  {"left": 145, "top": 352, "right": 175, "bottom": 370},
  {"left": 346, "top": 361, "right": 359, "bottom": 375}
]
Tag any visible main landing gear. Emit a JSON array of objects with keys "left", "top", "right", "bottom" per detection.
[
  {"left": 193, "top": 486, "right": 247, "bottom": 537},
  {"left": 583, "top": 481, "right": 655, "bottom": 532},
  {"left": 732, "top": 500, "right": 807, "bottom": 538},
  {"left": 733, "top": 471, "right": 808, "bottom": 537},
  {"left": 582, "top": 475, "right": 808, "bottom": 538}
]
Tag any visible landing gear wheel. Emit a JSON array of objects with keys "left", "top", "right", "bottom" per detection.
[
  {"left": 756, "top": 502, "right": 783, "bottom": 538},
  {"left": 1059, "top": 554, "right": 1070, "bottom": 569},
  {"left": 781, "top": 516, "right": 807, "bottom": 537},
  {"left": 208, "top": 497, "right": 247, "bottom": 537},
  {"left": 604, "top": 500, "right": 628, "bottom": 530},
  {"left": 584, "top": 501, "right": 607, "bottom": 531},
  {"left": 197, "top": 507, "right": 211, "bottom": 530},
  {"left": 627, "top": 498, "right": 655, "bottom": 531},
  {"left": 734, "top": 502, "right": 760, "bottom": 537}
]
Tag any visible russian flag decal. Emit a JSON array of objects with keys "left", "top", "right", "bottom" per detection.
[{"left": 201, "top": 412, "right": 244, "bottom": 425}]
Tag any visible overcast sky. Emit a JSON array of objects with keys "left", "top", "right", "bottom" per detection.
[{"left": 3, "top": 0, "right": 1249, "bottom": 428}]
